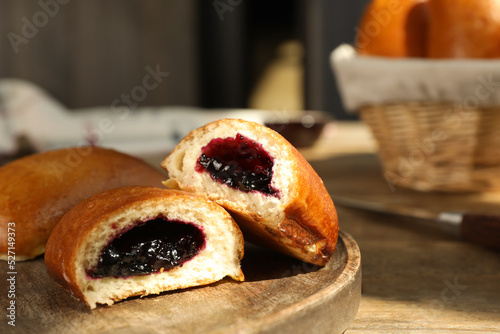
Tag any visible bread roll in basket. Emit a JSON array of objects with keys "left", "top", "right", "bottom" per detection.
[{"left": 331, "top": 0, "right": 500, "bottom": 192}]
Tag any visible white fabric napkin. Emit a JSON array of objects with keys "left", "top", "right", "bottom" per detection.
[
  {"left": 330, "top": 44, "right": 500, "bottom": 112},
  {"left": 0, "top": 79, "right": 275, "bottom": 157}
]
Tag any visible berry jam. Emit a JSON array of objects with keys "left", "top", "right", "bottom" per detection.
[
  {"left": 195, "top": 134, "right": 280, "bottom": 198},
  {"left": 88, "top": 218, "right": 205, "bottom": 278}
]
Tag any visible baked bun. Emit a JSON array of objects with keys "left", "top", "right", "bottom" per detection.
[
  {"left": 161, "top": 118, "right": 338, "bottom": 266},
  {"left": 0, "top": 147, "right": 165, "bottom": 261},
  {"left": 45, "top": 186, "right": 244, "bottom": 309},
  {"left": 427, "top": 0, "right": 500, "bottom": 58},
  {"left": 356, "top": 0, "right": 429, "bottom": 57}
]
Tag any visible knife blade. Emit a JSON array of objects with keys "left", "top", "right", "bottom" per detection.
[{"left": 332, "top": 195, "right": 500, "bottom": 251}]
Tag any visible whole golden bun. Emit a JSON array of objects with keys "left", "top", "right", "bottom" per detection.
[
  {"left": 356, "top": 0, "right": 429, "bottom": 57},
  {"left": 427, "top": 0, "right": 500, "bottom": 58},
  {"left": 0, "top": 147, "right": 166, "bottom": 261}
]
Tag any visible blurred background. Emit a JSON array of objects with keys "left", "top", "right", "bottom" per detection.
[{"left": 0, "top": 0, "right": 370, "bottom": 120}]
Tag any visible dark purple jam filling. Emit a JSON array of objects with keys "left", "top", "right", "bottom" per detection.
[
  {"left": 195, "top": 133, "right": 280, "bottom": 198},
  {"left": 88, "top": 218, "right": 205, "bottom": 278}
]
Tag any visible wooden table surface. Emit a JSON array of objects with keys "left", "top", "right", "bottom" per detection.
[
  {"left": 2, "top": 120, "right": 499, "bottom": 333},
  {"left": 300, "top": 121, "right": 500, "bottom": 333}
]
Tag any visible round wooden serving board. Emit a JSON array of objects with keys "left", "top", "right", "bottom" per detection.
[{"left": 2, "top": 231, "right": 361, "bottom": 334}]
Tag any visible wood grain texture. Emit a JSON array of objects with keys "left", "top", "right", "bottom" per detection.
[
  {"left": 0, "top": 232, "right": 361, "bottom": 334},
  {"left": 2, "top": 120, "right": 499, "bottom": 333},
  {"left": 118, "top": 120, "right": 500, "bottom": 333},
  {"left": 305, "top": 121, "right": 500, "bottom": 333}
]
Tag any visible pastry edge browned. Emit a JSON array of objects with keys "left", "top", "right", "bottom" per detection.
[
  {"left": 161, "top": 118, "right": 339, "bottom": 266},
  {"left": 45, "top": 186, "right": 245, "bottom": 309},
  {"left": 0, "top": 146, "right": 166, "bottom": 261}
]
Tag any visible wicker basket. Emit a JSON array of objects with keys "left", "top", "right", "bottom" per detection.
[
  {"left": 360, "top": 102, "right": 500, "bottom": 192},
  {"left": 331, "top": 44, "right": 500, "bottom": 192}
]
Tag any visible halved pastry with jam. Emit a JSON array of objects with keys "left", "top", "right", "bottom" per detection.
[
  {"left": 44, "top": 186, "right": 244, "bottom": 309},
  {"left": 161, "top": 118, "right": 339, "bottom": 266}
]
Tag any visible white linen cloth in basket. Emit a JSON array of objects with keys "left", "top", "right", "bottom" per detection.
[{"left": 330, "top": 44, "right": 500, "bottom": 112}]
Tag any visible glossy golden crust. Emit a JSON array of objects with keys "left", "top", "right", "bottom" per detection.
[
  {"left": 356, "top": 0, "right": 429, "bottom": 57},
  {"left": 427, "top": 0, "right": 500, "bottom": 58},
  {"left": 161, "top": 118, "right": 339, "bottom": 266},
  {"left": 0, "top": 147, "right": 166, "bottom": 260},
  {"left": 45, "top": 186, "right": 245, "bottom": 308},
  {"left": 357, "top": 0, "right": 500, "bottom": 59},
  {"left": 283, "top": 144, "right": 339, "bottom": 262},
  {"left": 220, "top": 138, "right": 338, "bottom": 266}
]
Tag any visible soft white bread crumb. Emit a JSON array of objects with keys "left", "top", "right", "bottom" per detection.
[
  {"left": 161, "top": 118, "right": 339, "bottom": 266},
  {"left": 163, "top": 118, "right": 294, "bottom": 228},
  {"left": 45, "top": 186, "right": 244, "bottom": 309}
]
